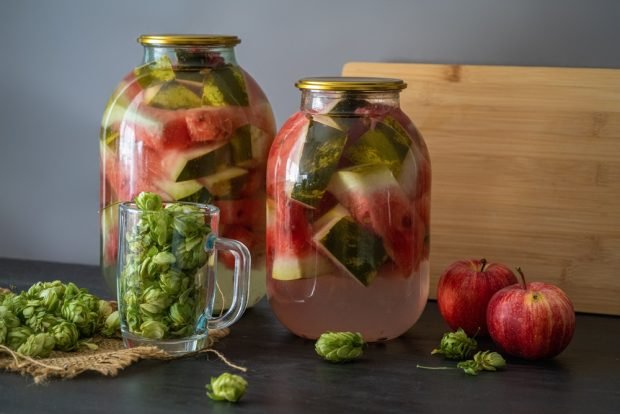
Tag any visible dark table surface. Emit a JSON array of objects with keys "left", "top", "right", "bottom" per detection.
[{"left": 0, "top": 257, "right": 619, "bottom": 414}]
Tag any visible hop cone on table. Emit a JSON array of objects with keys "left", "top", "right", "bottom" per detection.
[
  {"left": 0, "top": 306, "right": 21, "bottom": 329},
  {"left": 315, "top": 332, "right": 365, "bottom": 363},
  {"left": 50, "top": 321, "right": 79, "bottom": 351},
  {"left": 6, "top": 326, "right": 33, "bottom": 350},
  {"left": 101, "top": 311, "right": 120, "bottom": 337},
  {"left": 61, "top": 298, "right": 98, "bottom": 337},
  {"left": 17, "top": 332, "right": 56, "bottom": 358},
  {"left": 431, "top": 328, "right": 478, "bottom": 360},
  {"left": 457, "top": 351, "right": 506, "bottom": 376},
  {"left": 206, "top": 372, "right": 248, "bottom": 403}
]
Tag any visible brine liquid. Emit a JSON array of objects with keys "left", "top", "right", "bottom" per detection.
[{"left": 268, "top": 261, "right": 430, "bottom": 341}]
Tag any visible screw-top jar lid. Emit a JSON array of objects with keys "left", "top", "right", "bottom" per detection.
[
  {"left": 138, "top": 34, "right": 241, "bottom": 47},
  {"left": 295, "top": 77, "right": 407, "bottom": 91}
]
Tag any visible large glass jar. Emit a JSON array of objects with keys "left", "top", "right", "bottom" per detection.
[
  {"left": 266, "top": 77, "right": 431, "bottom": 341},
  {"left": 100, "top": 35, "right": 275, "bottom": 309}
]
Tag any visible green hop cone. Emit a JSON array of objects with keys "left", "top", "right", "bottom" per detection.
[
  {"left": 1, "top": 292, "right": 19, "bottom": 312},
  {"left": 6, "top": 326, "right": 34, "bottom": 350},
  {"left": 126, "top": 305, "right": 142, "bottom": 333},
  {"left": 456, "top": 351, "right": 506, "bottom": 376},
  {"left": 473, "top": 350, "right": 506, "bottom": 371},
  {"left": 26, "top": 310, "right": 61, "bottom": 332},
  {"left": 61, "top": 298, "right": 98, "bottom": 337},
  {"left": 0, "top": 319, "right": 7, "bottom": 345},
  {"left": 101, "top": 310, "right": 120, "bottom": 337},
  {"left": 17, "top": 333, "right": 55, "bottom": 358},
  {"left": 0, "top": 305, "right": 21, "bottom": 329},
  {"left": 135, "top": 191, "right": 163, "bottom": 211},
  {"left": 78, "top": 293, "right": 102, "bottom": 313},
  {"left": 315, "top": 332, "right": 365, "bottom": 363},
  {"left": 50, "top": 321, "right": 79, "bottom": 351},
  {"left": 206, "top": 373, "right": 248, "bottom": 403},
  {"left": 431, "top": 328, "right": 478, "bottom": 360},
  {"left": 140, "top": 320, "right": 168, "bottom": 339},
  {"left": 159, "top": 269, "right": 184, "bottom": 296},
  {"left": 98, "top": 300, "right": 115, "bottom": 322},
  {"left": 140, "top": 286, "right": 171, "bottom": 315},
  {"left": 37, "top": 285, "right": 63, "bottom": 314},
  {"left": 20, "top": 299, "right": 45, "bottom": 321},
  {"left": 169, "top": 301, "right": 194, "bottom": 328},
  {"left": 63, "top": 282, "right": 83, "bottom": 301},
  {"left": 456, "top": 359, "right": 481, "bottom": 376},
  {"left": 145, "top": 211, "right": 172, "bottom": 247}
]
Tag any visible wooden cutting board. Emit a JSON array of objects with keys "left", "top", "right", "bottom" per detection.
[{"left": 343, "top": 62, "right": 620, "bottom": 315}]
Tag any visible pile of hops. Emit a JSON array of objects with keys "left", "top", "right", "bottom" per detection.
[{"left": 0, "top": 281, "right": 119, "bottom": 358}]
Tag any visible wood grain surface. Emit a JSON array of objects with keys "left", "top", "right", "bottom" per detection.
[{"left": 343, "top": 62, "right": 620, "bottom": 315}]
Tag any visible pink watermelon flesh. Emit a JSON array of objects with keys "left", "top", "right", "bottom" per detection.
[
  {"left": 185, "top": 106, "right": 249, "bottom": 143},
  {"left": 327, "top": 164, "right": 419, "bottom": 276},
  {"left": 123, "top": 103, "right": 192, "bottom": 150}
]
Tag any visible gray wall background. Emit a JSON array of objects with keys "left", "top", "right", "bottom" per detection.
[{"left": 1, "top": 0, "right": 618, "bottom": 266}]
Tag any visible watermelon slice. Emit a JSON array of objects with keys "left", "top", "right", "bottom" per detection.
[
  {"left": 289, "top": 118, "right": 347, "bottom": 207},
  {"left": 215, "top": 198, "right": 263, "bottom": 227},
  {"left": 327, "top": 164, "right": 419, "bottom": 276},
  {"left": 104, "top": 142, "right": 164, "bottom": 202},
  {"left": 143, "top": 81, "right": 202, "bottom": 110},
  {"left": 312, "top": 205, "right": 387, "bottom": 286},
  {"left": 229, "top": 124, "right": 272, "bottom": 168},
  {"left": 185, "top": 105, "right": 249, "bottom": 142},
  {"left": 266, "top": 112, "right": 310, "bottom": 198},
  {"left": 343, "top": 116, "right": 411, "bottom": 177},
  {"left": 267, "top": 195, "right": 334, "bottom": 281},
  {"left": 100, "top": 72, "right": 145, "bottom": 145},
  {"left": 202, "top": 64, "right": 249, "bottom": 107},
  {"left": 237, "top": 167, "right": 263, "bottom": 199},
  {"left": 398, "top": 149, "right": 432, "bottom": 202},
  {"left": 133, "top": 55, "right": 175, "bottom": 88},
  {"left": 198, "top": 167, "right": 248, "bottom": 199},
  {"left": 155, "top": 179, "right": 204, "bottom": 201},
  {"left": 123, "top": 102, "right": 193, "bottom": 150},
  {"left": 270, "top": 249, "right": 334, "bottom": 281},
  {"left": 162, "top": 142, "right": 231, "bottom": 182}
]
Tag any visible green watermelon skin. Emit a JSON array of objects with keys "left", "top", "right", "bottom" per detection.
[{"left": 327, "top": 164, "right": 423, "bottom": 276}]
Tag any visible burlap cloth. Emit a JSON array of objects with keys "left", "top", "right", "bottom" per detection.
[{"left": 0, "top": 328, "right": 245, "bottom": 384}]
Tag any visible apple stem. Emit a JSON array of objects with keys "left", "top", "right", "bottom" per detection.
[
  {"left": 516, "top": 267, "right": 527, "bottom": 289},
  {"left": 480, "top": 258, "right": 487, "bottom": 272}
]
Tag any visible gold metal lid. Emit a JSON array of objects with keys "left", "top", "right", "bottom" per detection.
[
  {"left": 137, "top": 34, "right": 241, "bottom": 47},
  {"left": 295, "top": 77, "right": 407, "bottom": 91}
]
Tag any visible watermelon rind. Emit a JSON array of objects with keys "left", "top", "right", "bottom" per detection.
[
  {"left": 312, "top": 204, "right": 387, "bottom": 286},
  {"left": 343, "top": 116, "right": 411, "bottom": 177},
  {"left": 290, "top": 119, "right": 347, "bottom": 208},
  {"left": 171, "top": 142, "right": 231, "bottom": 182},
  {"left": 199, "top": 167, "right": 248, "bottom": 199},
  {"left": 202, "top": 65, "right": 249, "bottom": 107},
  {"left": 144, "top": 81, "right": 202, "bottom": 110},
  {"left": 133, "top": 55, "right": 176, "bottom": 89}
]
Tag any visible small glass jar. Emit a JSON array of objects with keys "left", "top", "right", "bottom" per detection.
[
  {"left": 266, "top": 77, "right": 431, "bottom": 341},
  {"left": 100, "top": 35, "right": 275, "bottom": 309}
]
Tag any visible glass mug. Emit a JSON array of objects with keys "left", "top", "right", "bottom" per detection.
[{"left": 117, "top": 201, "right": 250, "bottom": 354}]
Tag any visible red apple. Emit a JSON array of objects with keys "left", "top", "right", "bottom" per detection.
[
  {"left": 437, "top": 258, "right": 518, "bottom": 336},
  {"left": 486, "top": 268, "right": 575, "bottom": 360}
]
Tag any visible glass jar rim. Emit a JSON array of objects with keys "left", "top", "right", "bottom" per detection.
[
  {"left": 295, "top": 77, "right": 407, "bottom": 91},
  {"left": 137, "top": 34, "right": 241, "bottom": 47},
  {"left": 119, "top": 201, "right": 220, "bottom": 216}
]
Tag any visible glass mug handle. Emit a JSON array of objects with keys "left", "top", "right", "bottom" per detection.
[{"left": 204, "top": 233, "right": 251, "bottom": 330}]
